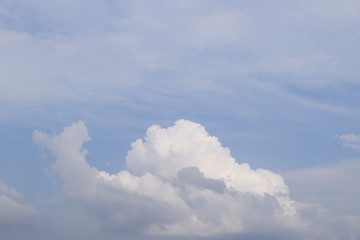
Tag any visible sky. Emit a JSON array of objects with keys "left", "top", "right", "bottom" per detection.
[{"left": 1, "top": 0, "right": 360, "bottom": 239}]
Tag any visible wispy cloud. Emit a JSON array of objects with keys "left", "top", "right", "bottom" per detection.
[
  {"left": 0, "top": 182, "right": 37, "bottom": 226},
  {"left": 336, "top": 134, "right": 360, "bottom": 150},
  {"left": 1, "top": 1, "right": 360, "bottom": 238}
]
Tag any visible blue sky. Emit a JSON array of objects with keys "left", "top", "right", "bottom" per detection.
[{"left": 1, "top": 1, "right": 360, "bottom": 239}]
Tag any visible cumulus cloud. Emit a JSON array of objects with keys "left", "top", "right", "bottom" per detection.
[
  {"left": 336, "top": 134, "right": 360, "bottom": 150},
  {"left": 33, "top": 120, "right": 360, "bottom": 239}
]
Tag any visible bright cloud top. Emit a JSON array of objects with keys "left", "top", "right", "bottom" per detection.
[
  {"left": 33, "top": 120, "right": 360, "bottom": 238},
  {"left": 127, "top": 120, "right": 288, "bottom": 195}
]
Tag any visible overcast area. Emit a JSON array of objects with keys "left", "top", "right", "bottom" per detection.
[{"left": 1, "top": 1, "right": 360, "bottom": 239}]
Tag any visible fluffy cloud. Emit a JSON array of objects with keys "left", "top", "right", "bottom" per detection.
[{"left": 33, "top": 120, "right": 360, "bottom": 239}]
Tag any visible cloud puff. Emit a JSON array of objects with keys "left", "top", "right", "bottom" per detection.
[
  {"left": 336, "top": 134, "right": 360, "bottom": 150},
  {"left": 33, "top": 120, "right": 360, "bottom": 239}
]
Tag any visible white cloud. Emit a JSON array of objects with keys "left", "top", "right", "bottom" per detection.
[
  {"left": 336, "top": 134, "right": 360, "bottom": 150},
  {"left": 33, "top": 120, "right": 360, "bottom": 239}
]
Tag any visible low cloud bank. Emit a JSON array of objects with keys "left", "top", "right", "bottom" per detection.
[
  {"left": 0, "top": 182, "right": 37, "bottom": 228},
  {"left": 284, "top": 158, "right": 360, "bottom": 216},
  {"left": 33, "top": 120, "right": 360, "bottom": 239}
]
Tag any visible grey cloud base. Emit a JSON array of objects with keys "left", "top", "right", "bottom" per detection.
[
  {"left": 32, "top": 120, "right": 360, "bottom": 239},
  {"left": 0, "top": 182, "right": 37, "bottom": 238}
]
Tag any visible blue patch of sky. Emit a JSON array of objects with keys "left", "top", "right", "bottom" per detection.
[{"left": 0, "top": 124, "right": 60, "bottom": 204}]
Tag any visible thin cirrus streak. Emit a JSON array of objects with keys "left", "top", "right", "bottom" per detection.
[{"left": 336, "top": 134, "right": 360, "bottom": 150}]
